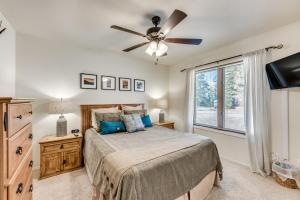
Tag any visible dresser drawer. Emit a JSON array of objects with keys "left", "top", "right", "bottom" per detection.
[
  {"left": 22, "top": 173, "right": 33, "bottom": 200},
  {"left": 8, "top": 151, "right": 33, "bottom": 200},
  {"left": 8, "top": 124, "right": 33, "bottom": 178},
  {"left": 8, "top": 103, "right": 32, "bottom": 137},
  {"left": 41, "top": 141, "right": 80, "bottom": 154}
]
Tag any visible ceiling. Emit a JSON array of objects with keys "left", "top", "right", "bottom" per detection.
[{"left": 1, "top": 0, "right": 300, "bottom": 66}]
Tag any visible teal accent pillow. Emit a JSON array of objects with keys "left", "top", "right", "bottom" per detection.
[
  {"left": 100, "top": 121, "right": 126, "bottom": 135},
  {"left": 142, "top": 115, "right": 152, "bottom": 128}
]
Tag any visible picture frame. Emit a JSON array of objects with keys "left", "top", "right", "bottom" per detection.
[
  {"left": 119, "top": 77, "right": 131, "bottom": 91},
  {"left": 80, "top": 73, "right": 97, "bottom": 89},
  {"left": 101, "top": 75, "right": 116, "bottom": 90},
  {"left": 134, "top": 79, "right": 145, "bottom": 92}
]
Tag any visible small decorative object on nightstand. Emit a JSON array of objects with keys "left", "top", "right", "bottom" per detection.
[
  {"left": 39, "top": 133, "right": 82, "bottom": 179},
  {"left": 154, "top": 121, "right": 175, "bottom": 129},
  {"left": 156, "top": 99, "right": 168, "bottom": 123},
  {"left": 49, "top": 98, "right": 74, "bottom": 137}
]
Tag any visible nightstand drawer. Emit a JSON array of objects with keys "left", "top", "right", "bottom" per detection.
[
  {"left": 41, "top": 141, "right": 80, "bottom": 153},
  {"left": 154, "top": 122, "right": 175, "bottom": 130},
  {"left": 162, "top": 123, "right": 174, "bottom": 129}
]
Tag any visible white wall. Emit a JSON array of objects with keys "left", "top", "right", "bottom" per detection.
[
  {"left": 16, "top": 33, "right": 170, "bottom": 168},
  {"left": 0, "top": 11, "right": 15, "bottom": 96},
  {"left": 169, "top": 20, "right": 300, "bottom": 166}
]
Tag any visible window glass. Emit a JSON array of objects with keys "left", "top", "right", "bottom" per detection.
[
  {"left": 195, "top": 69, "right": 218, "bottom": 127},
  {"left": 224, "top": 64, "right": 245, "bottom": 132},
  {"left": 194, "top": 62, "right": 245, "bottom": 134}
]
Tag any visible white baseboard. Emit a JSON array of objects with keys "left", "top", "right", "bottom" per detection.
[{"left": 220, "top": 156, "right": 250, "bottom": 169}]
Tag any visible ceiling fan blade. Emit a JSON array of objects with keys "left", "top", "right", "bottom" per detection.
[
  {"left": 158, "top": 9, "right": 187, "bottom": 36},
  {"left": 164, "top": 38, "right": 202, "bottom": 45},
  {"left": 0, "top": 28, "right": 6, "bottom": 34},
  {"left": 123, "top": 42, "right": 149, "bottom": 52},
  {"left": 111, "top": 25, "right": 146, "bottom": 37}
]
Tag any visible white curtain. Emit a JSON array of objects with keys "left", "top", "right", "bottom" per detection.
[
  {"left": 243, "top": 49, "right": 271, "bottom": 176},
  {"left": 184, "top": 69, "right": 195, "bottom": 133}
]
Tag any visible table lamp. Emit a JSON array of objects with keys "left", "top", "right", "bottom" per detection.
[
  {"left": 156, "top": 99, "right": 168, "bottom": 123},
  {"left": 49, "top": 98, "right": 73, "bottom": 137}
]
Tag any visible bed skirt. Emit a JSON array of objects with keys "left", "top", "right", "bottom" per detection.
[{"left": 90, "top": 169, "right": 219, "bottom": 200}]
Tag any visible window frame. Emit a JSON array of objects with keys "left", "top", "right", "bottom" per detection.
[{"left": 193, "top": 61, "right": 245, "bottom": 135}]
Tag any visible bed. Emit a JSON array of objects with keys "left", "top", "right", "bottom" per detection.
[{"left": 81, "top": 104, "right": 222, "bottom": 200}]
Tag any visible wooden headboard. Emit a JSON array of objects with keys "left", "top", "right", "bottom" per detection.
[{"left": 80, "top": 104, "right": 144, "bottom": 134}]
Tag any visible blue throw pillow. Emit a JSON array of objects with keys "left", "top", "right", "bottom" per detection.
[
  {"left": 142, "top": 115, "right": 152, "bottom": 128},
  {"left": 100, "top": 121, "right": 126, "bottom": 134}
]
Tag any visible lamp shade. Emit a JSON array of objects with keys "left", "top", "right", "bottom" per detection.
[
  {"left": 49, "top": 100, "right": 73, "bottom": 115},
  {"left": 156, "top": 99, "right": 168, "bottom": 109}
]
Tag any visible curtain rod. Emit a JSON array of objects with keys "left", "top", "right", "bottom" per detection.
[{"left": 180, "top": 44, "right": 284, "bottom": 72}]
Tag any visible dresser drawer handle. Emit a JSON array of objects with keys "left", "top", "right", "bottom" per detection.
[
  {"left": 16, "top": 115, "right": 23, "bottom": 119},
  {"left": 28, "top": 133, "right": 33, "bottom": 140},
  {"left": 60, "top": 144, "right": 64, "bottom": 149},
  {"left": 29, "top": 184, "right": 33, "bottom": 192},
  {"left": 16, "top": 183, "right": 23, "bottom": 194},
  {"left": 29, "top": 111, "right": 33, "bottom": 115},
  {"left": 29, "top": 160, "right": 34, "bottom": 167},
  {"left": 16, "top": 146, "right": 23, "bottom": 155}
]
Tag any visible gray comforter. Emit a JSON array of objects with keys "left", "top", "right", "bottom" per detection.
[{"left": 84, "top": 126, "right": 222, "bottom": 200}]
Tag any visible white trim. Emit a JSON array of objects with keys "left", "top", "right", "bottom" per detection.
[
  {"left": 281, "top": 90, "right": 289, "bottom": 160},
  {"left": 194, "top": 125, "right": 247, "bottom": 139},
  {"left": 220, "top": 156, "right": 249, "bottom": 168}
]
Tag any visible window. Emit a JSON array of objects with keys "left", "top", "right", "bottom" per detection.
[{"left": 194, "top": 62, "right": 245, "bottom": 133}]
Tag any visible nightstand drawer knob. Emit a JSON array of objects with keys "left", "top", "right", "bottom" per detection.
[
  {"left": 60, "top": 144, "right": 64, "bottom": 149},
  {"left": 16, "top": 146, "right": 23, "bottom": 155},
  {"left": 28, "top": 133, "right": 33, "bottom": 140},
  {"left": 16, "top": 183, "right": 23, "bottom": 194}
]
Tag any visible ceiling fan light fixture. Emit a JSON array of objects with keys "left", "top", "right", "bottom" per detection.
[
  {"left": 145, "top": 41, "right": 158, "bottom": 56},
  {"left": 155, "top": 42, "right": 168, "bottom": 57}
]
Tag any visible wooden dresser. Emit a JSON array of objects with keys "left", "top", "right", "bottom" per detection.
[
  {"left": 0, "top": 97, "right": 34, "bottom": 200},
  {"left": 39, "top": 133, "right": 83, "bottom": 179}
]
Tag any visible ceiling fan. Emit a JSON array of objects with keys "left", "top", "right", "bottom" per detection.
[{"left": 111, "top": 9, "right": 202, "bottom": 57}]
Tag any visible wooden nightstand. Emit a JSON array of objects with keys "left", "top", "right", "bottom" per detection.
[
  {"left": 39, "top": 133, "right": 82, "bottom": 179},
  {"left": 154, "top": 121, "right": 175, "bottom": 129}
]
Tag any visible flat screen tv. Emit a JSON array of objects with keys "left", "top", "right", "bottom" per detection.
[{"left": 266, "top": 52, "right": 300, "bottom": 90}]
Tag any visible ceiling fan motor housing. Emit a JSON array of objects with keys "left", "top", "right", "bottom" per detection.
[
  {"left": 146, "top": 16, "right": 162, "bottom": 39},
  {"left": 146, "top": 27, "right": 161, "bottom": 38}
]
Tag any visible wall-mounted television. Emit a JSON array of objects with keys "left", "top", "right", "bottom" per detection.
[{"left": 266, "top": 52, "right": 300, "bottom": 90}]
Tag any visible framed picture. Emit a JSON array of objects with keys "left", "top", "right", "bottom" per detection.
[
  {"left": 134, "top": 79, "right": 145, "bottom": 92},
  {"left": 101, "top": 75, "right": 116, "bottom": 90},
  {"left": 119, "top": 77, "right": 131, "bottom": 91},
  {"left": 80, "top": 73, "right": 97, "bottom": 89}
]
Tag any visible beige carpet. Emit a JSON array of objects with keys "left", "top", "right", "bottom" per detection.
[{"left": 33, "top": 159, "right": 300, "bottom": 200}]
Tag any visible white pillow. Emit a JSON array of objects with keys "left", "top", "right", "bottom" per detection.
[
  {"left": 122, "top": 105, "right": 143, "bottom": 111},
  {"left": 91, "top": 106, "right": 119, "bottom": 128}
]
